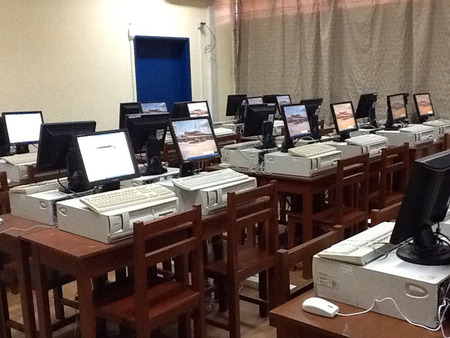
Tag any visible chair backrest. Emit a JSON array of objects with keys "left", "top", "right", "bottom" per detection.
[
  {"left": 370, "top": 201, "right": 402, "bottom": 226},
  {"left": 132, "top": 205, "right": 204, "bottom": 331},
  {"left": 0, "top": 171, "right": 10, "bottom": 214},
  {"left": 378, "top": 143, "right": 409, "bottom": 208},
  {"left": 275, "top": 225, "right": 344, "bottom": 306},
  {"left": 334, "top": 153, "right": 370, "bottom": 221},
  {"left": 226, "top": 182, "right": 279, "bottom": 276}
]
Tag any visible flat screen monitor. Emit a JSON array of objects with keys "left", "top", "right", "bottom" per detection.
[
  {"left": 280, "top": 104, "right": 311, "bottom": 151},
  {"left": 2, "top": 111, "right": 43, "bottom": 154},
  {"left": 226, "top": 94, "right": 247, "bottom": 117},
  {"left": 74, "top": 129, "right": 139, "bottom": 192},
  {"left": 125, "top": 112, "right": 170, "bottom": 175},
  {"left": 246, "top": 96, "right": 264, "bottom": 105},
  {"left": 330, "top": 101, "right": 358, "bottom": 140},
  {"left": 186, "top": 101, "right": 210, "bottom": 118},
  {"left": 139, "top": 101, "right": 168, "bottom": 114},
  {"left": 263, "top": 94, "right": 292, "bottom": 118},
  {"left": 390, "top": 150, "right": 450, "bottom": 265},
  {"left": 119, "top": 102, "right": 140, "bottom": 128},
  {"left": 36, "top": 121, "right": 97, "bottom": 173},
  {"left": 169, "top": 117, "right": 220, "bottom": 176},
  {"left": 300, "top": 98, "right": 323, "bottom": 139},
  {"left": 171, "top": 101, "right": 190, "bottom": 119},
  {"left": 355, "top": 93, "right": 377, "bottom": 127},
  {"left": 413, "top": 93, "right": 434, "bottom": 122},
  {"left": 387, "top": 93, "right": 408, "bottom": 126},
  {"left": 243, "top": 104, "right": 276, "bottom": 149}
]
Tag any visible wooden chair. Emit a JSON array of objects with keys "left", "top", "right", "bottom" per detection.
[
  {"left": 312, "top": 154, "right": 370, "bottom": 236},
  {"left": 443, "top": 133, "right": 450, "bottom": 151},
  {"left": 275, "top": 225, "right": 344, "bottom": 306},
  {"left": 204, "top": 182, "right": 278, "bottom": 338},
  {"left": 370, "top": 144, "right": 409, "bottom": 209},
  {"left": 370, "top": 201, "right": 402, "bottom": 226},
  {"left": 0, "top": 172, "right": 10, "bottom": 214},
  {"left": 95, "top": 205, "right": 206, "bottom": 338}
]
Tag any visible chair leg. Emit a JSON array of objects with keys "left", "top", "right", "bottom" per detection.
[
  {"left": 0, "top": 284, "right": 11, "bottom": 338},
  {"left": 229, "top": 278, "right": 241, "bottom": 338},
  {"left": 258, "top": 271, "right": 268, "bottom": 317},
  {"left": 177, "top": 313, "right": 191, "bottom": 338},
  {"left": 52, "top": 286, "right": 65, "bottom": 320}
]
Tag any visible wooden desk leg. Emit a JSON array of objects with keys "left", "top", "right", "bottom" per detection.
[
  {"left": 77, "top": 274, "right": 96, "bottom": 338},
  {"left": 16, "top": 241, "right": 37, "bottom": 338},
  {"left": 302, "top": 188, "right": 314, "bottom": 242},
  {"left": 30, "top": 245, "right": 52, "bottom": 338}
]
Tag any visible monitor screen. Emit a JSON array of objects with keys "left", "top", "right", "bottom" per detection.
[
  {"left": 75, "top": 130, "right": 139, "bottom": 190},
  {"left": 280, "top": 104, "right": 311, "bottom": 150},
  {"left": 413, "top": 93, "right": 434, "bottom": 119},
  {"left": 387, "top": 94, "right": 408, "bottom": 122},
  {"left": 119, "top": 102, "right": 141, "bottom": 129},
  {"left": 169, "top": 117, "right": 220, "bottom": 163},
  {"left": 36, "top": 121, "right": 96, "bottom": 172},
  {"left": 140, "top": 101, "right": 168, "bottom": 114},
  {"left": 330, "top": 102, "right": 358, "bottom": 139},
  {"left": 246, "top": 96, "right": 264, "bottom": 105},
  {"left": 3, "top": 111, "right": 43, "bottom": 145},
  {"left": 171, "top": 101, "right": 190, "bottom": 119},
  {"left": 186, "top": 101, "right": 210, "bottom": 118},
  {"left": 355, "top": 93, "right": 377, "bottom": 120},
  {"left": 125, "top": 112, "right": 170, "bottom": 175},
  {"left": 390, "top": 150, "right": 450, "bottom": 265},
  {"left": 226, "top": 94, "right": 247, "bottom": 117}
]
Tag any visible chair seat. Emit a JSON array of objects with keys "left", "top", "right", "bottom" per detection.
[
  {"left": 205, "top": 245, "right": 276, "bottom": 280},
  {"left": 96, "top": 280, "right": 200, "bottom": 330},
  {"left": 313, "top": 206, "right": 367, "bottom": 226}
]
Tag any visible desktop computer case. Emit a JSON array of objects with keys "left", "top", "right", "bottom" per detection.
[
  {"left": 56, "top": 197, "right": 179, "bottom": 243},
  {"left": 376, "top": 129, "right": 434, "bottom": 147},
  {"left": 313, "top": 252, "right": 450, "bottom": 328}
]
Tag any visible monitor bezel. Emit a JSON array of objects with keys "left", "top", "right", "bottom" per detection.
[
  {"left": 330, "top": 101, "right": 358, "bottom": 136},
  {"left": 355, "top": 93, "right": 377, "bottom": 119},
  {"left": 171, "top": 101, "right": 190, "bottom": 120},
  {"left": 2, "top": 111, "right": 43, "bottom": 145},
  {"left": 169, "top": 116, "right": 221, "bottom": 164},
  {"left": 243, "top": 104, "right": 276, "bottom": 137},
  {"left": 119, "top": 102, "right": 141, "bottom": 129},
  {"left": 186, "top": 100, "right": 210, "bottom": 118},
  {"left": 226, "top": 94, "right": 247, "bottom": 117},
  {"left": 387, "top": 93, "right": 408, "bottom": 122},
  {"left": 413, "top": 93, "right": 434, "bottom": 118},
  {"left": 74, "top": 129, "right": 140, "bottom": 189},
  {"left": 281, "top": 104, "right": 311, "bottom": 140}
]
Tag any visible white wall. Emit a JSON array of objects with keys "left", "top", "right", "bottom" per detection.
[{"left": 0, "top": 0, "right": 234, "bottom": 130}]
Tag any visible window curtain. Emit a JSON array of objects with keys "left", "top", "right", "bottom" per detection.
[{"left": 236, "top": 0, "right": 450, "bottom": 123}]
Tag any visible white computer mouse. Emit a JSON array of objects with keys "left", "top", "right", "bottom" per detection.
[{"left": 302, "top": 297, "right": 339, "bottom": 318}]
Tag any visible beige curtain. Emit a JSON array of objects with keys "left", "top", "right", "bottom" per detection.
[{"left": 237, "top": 0, "right": 450, "bottom": 124}]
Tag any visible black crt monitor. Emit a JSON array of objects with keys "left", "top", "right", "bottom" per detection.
[
  {"left": 169, "top": 116, "right": 220, "bottom": 176},
  {"left": 139, "top": 101, "right": 168, "bottom": 114},
  {"left": 125, "top": 112, "right": 170, "bottom": 175},
  {"left": 225, "top": 94, "right": 247, "bottom": 117},
  {"left": 330, "top": 101, "right": 358, "bottom": 141},
  {"left": 36, "top": 121, "right": 97, "bottom": 174},
  {"left": 119, "top": 102, "right": 141, "bottom": 129},
  {"left": 186, "top": 101, "right": 210, "bottom": 118},
  {"left": 72, "top": 129, "right": 139, "bottom": 193},
  {"left": 2, "top": 111, "right": 43, "bottom": 154},
  {"left": 413, "top": 93, "right": 434, "bottom": 122},
  {"left": 300, "top": 98, "right": 323, "bottom": 139},
  {"left": 280, "top": 104, "right": 311, "bottom": 151},
  {"left": 386, "top": 93, "right": 408, "bottom": 127},
  {"left": 390, "top": 150, "right": 450, "bottom": 265},
  {"left": 355, "top": 93, "right": 378, "bottom": 128},
  {"left": 171, "top": 101, "right": 190, "bottom": 119},
  {"left": 243, "top": 103, "right": 277, "bottom": 149}
]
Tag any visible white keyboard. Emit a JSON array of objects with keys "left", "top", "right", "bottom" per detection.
[
  {"left": 400, "top": 124, "right": 434, "bottom": 133},
  {"left": 288, "top": 143, "right": 337, "bottom": 158},
  {"left": 424, "top": 119, "right": 450, "bottom": 127},
  {"left": 1, "top": 152, "right": 37, "bottom": 165},
  {"left": 171, "top": 169, "right": 248, "bottom": 191},
  {"left": 318, "top": 222, "right": 396, "bottom": 265},
  {"left": 213, "top": 127, "right": 235, "bottom": 136},
  {"left": 10, "top": 177, "right": 68, "bottom": 195},
  {"left": 346, "top": 134, "right": 388, "bottom": 147},
  {"left": 79, "top": 183, "right": 176, "bottom": 213}
]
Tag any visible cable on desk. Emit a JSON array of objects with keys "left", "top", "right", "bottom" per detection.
[{"left": 0, "top": 224, "right": 54, "bottom": 234}]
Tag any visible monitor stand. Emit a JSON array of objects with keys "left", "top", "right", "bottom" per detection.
[
  {"left": 255, "top": 121, "right": 276, "bottom": 149},
  {"left": 179, "top": 162, "right": 194, "bottom": 177},
  {"left": 143, "top": 137, "right": 167, "bottom": 176},
  {"left": 15, "top": 144, "right": 29, "bottom": 154}
]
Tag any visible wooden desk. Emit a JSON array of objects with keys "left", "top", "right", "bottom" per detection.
[
  {"left": 23, "top": 210, "right": 229, "bottom": 338},
  {"left": 270, "top": 289, "right": 447, "bottom": 337},
  {"left": 0, "top": 214, "right": 50, "bottom": 338}
]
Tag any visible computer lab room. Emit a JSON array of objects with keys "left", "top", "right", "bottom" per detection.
[{"left": 2, "top": 0, "right": 450, "bottom": 337}]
